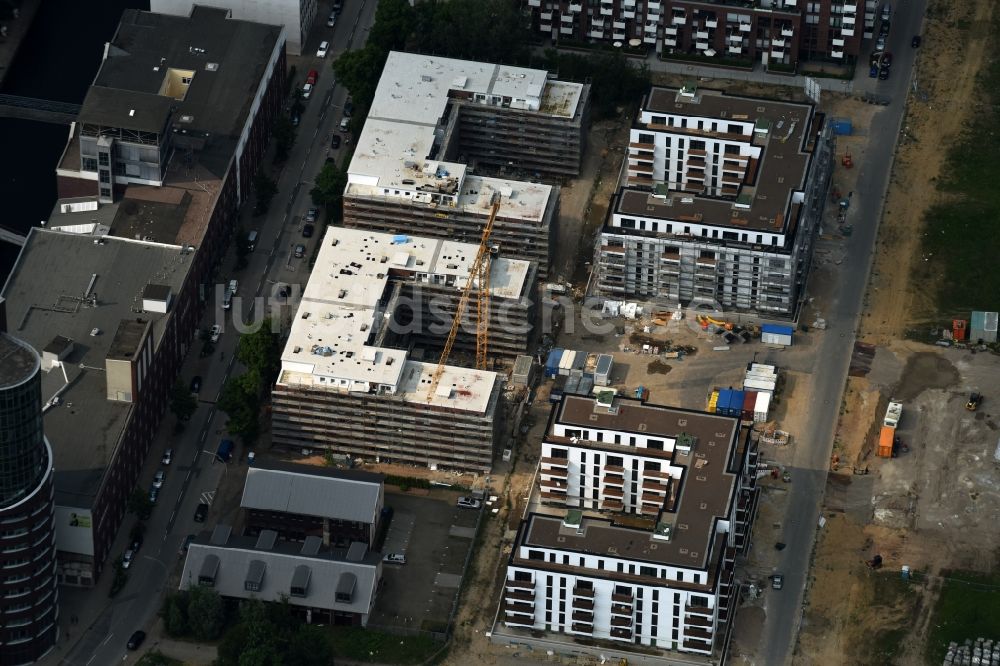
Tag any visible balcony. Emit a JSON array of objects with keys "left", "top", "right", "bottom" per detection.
[
  {"left": 641, "top": 490, "right": 666, "bottom": 504},
  {"left": 645, "top": 23, "right": 659, "bottom": 34},
  {"left": 601, "top": 6, "right": 613, "bottom": 15},
  {"left": 696, "top": 30, "right": 709, "bottom": 39},
  {"left": 843, "top": 14, "right": 856, "bottom": 24},
  {"left": 842, "top": 27, "right": 855, "bottom": 36},
  {"left": 831, "top": 49, "right": 844, "bottom": 58},
  {"left": 610, "top": 615, "right": 633, "bottom": 627},
  {"left": 506, "top": 589, "right": 535, "bottom": 603},
  {"left": 506, "top": 579, "right": 535, "bottom": 592},
  {"left": 664, "top": 26, "right": 677, "bottom": 35},
  {"left": 683, "top": 638, "right": 713, "bottom": 652},
  {"left": 739, "top": 21, "right": 751, "bottom": 32},
  {"left": 540, "top": 10, "right": 553, "bottom": 20},
  {"left": 623, "top": 10, "right": 635, "bottom": 18},
  {"left": 648, "top": 0, "right": 662, "bottom": 9},
  {"left": 614, "top": 20, "right": 625, "bottom": 29},
  {"left": 643, "top": 35, "right": 656, "bottom": 44},
  {"left": 540, "top": 478, "right": 568, "bottom": 492},
  {"left": 685, "top": 613, "right": 713, "bottom": 628},
  {"left": 771, "top": 37, "right": 785, "bottom": 48},
  {"left": 696, "top": 41, "right": 709, "bottom": 51},
  {"left": 572, "top": 610, "right": 594, "bottom": 623},
  {"left": 832, "top": 37, "right": 845, "bottom": 46},
  {"left": 571, "top": 622, "right": 594, "bottom": 634},
  {"left": 661, "top": 250, "right": 680, "bottom": 263},
  {"left": 782, "top": 26, "right": 794, "bottom": 36},
  {"left": 601, "top": 497, "right": 624, "bottom": 511},
  {"left": 528, "top": 0, "right": 540, "bottom": 5},
  {"left": 706, "top": 18, "right": 718, "bottom": 28},
  {"left": 671, "top": 15, "right": 686, "bottom": 26},
  {"left": 540, "top": 23, "right": 552, "bottom": 31},
  {"left": 560, "top": 25, "right": 573, "bottom": 34},
  {"left": 569, "top": 2, "right": 582, "bottom": 12},
  {"left": 602, "top": 486, "right": 624, "bottom": 499},
  {"left": 505, "top": 601, "right": 534, "bottom": 616},
  {"left": 572, "top": 585, "right": 595, "bottom": 598},
  {"left": 540, "top": 457, "right": 568, "bottom": 467},
  {"left": 561, "top": 13, "right": 573, "bottom": 23},
  {"left": 612, "top": 591, "right": 634, "bottom": 604},
  {"left": 574, "top": 597, "right": 595, "bottom": 610},
  {"left": 610, "top": 627, "right": 633, "bottom": 641}
]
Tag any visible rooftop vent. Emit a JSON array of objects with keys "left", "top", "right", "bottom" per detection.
[
  {"left": 301, "top": 536, "right": 322, "bottom": 556},
  {"left": 290, "top": 565, "right": 311, "bottom": 598},
  {"left": 210, "top": 524, "right": 232, "bottom": 545},
  {"left": 198, "top": 554, "right": 219, "bottom": 586},
  {"left": 255, "top": 530, "right": 278, "bottom": 551},
  {"left": 346, "top": 542, "right": 367, "bottom": 562},
  {"left": 244, "top": 559, "right": 266, "bottom": 592}
]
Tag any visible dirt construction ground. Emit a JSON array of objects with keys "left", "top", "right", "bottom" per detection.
[{"left": 795, "top": 1, "right": 1000, "bottom": 664}]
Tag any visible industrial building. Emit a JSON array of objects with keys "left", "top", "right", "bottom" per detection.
[
  {"left": 180, "top": 528, "right": 381, "bottom": 627},
  {"left": 9, "top": 6, "right": 285, "bottom": 585},
  {"left": 497, "top": 393, "right": 759, "bottom": 660},
  {"left": 241, "top": 462, "right": 385, "bottom": 547},
  {"left": 270, "top": 227, "right": 536, "bottom": 472},
  {"left": 0, "top": 331, "right": 59, "bottom": 665},
  {"left": 150, "top": 0, "right": 316, "bottom": 55},
  {"left": 526, "top": 0, "right": 875, "bottom": 66},
  {"left": 593, "top": 86, "right": 833, "bottom": 317},
  {"left": 343, "top": 51, "right": 592, "bottom": 278}
]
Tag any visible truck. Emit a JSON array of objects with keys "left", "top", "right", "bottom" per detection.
[
  {"left": 216, "top": 439, "right": 234, "bottom": 463},
  {"left": 884, "top": 401, "right": 903, "bottom": 428}
]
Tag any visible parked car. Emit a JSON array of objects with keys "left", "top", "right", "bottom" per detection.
[
  {"left": 878, "top": 66, "right": 890, "bottom": 80},
  {"left": 194, "top": 503, "right": 209, "bottom": 523},
  {"left": 182, "top": 534, "right": 196, "bottom": 553},
  {"left": 869, "top": 64, "right": 879, "bottom": 78},
  {"left": 153, "top": 469, "right": 166, "bottom": 489},
  {"left": 911, "top": 35, "right": 922, "bottom": 48},
  {"left": 339, "top": 117, "right": 350, "bottom": 132},
  {"left": 294, "top": 244, "right": 306, "bottom": 259},
  {"left": 771, "top": 574, "right": 784, "bottom": 590},
  {"left": 331, "top": 134, "right": 341, "bottom": 149},
  {"left": 291, "top": 112, "right": 301, "bottom": 127},
  {"left": 190, "top": 376, "right": 202, "bottom": 394},
  {"left": 383, "top": 553, "right": 407, "bottom": 565},
  {"left": 122, "top": 549, "right": 135, "bottom": 569},
  {"left": 967, "top": 392, "right": 983, "bottom": 411},
  {"left": 127, "top": 630, "right": 146, "bottom": 650},
  {"left": 302, "top": 224, "right": 315, "bottom": 238},
  {"left": 210, "top": 324, "right": 222, "bottom": 343},
  {"left": 333, "top": 0, "right": 343, "bottom": 10},
  {"left": 305, "top": 207, "right": 319, "bottom": 222},
  {"left": 881, "top": 52, "right": 893, "bottom": 67},
  {"left": 317, "top": 40, "right": 329, "bottom": 58},
  {"left": 130, "top": 535, "right": 143, "bottom": 553},
  {"left": 326, "top": 11, "right": 337, "bottom": 27},
  {"left": 161, "top": 448, "right": 173, "bottom": 466},
  {"left": 343, "top": 99, "right": 354, "bottom": 117},
  {"left": 148, "top": 487, "right": 159, "bottom": 504},
  {"left": 456, "top": 496, "right": 481, "bottom": 509},
  {"left": 876, "top": 34, "right": 886, "bottom": 51}
]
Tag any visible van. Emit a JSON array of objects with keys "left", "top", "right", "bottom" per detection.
[
  {"left": 247, "top": 230, "right": 258, "bottom": 251},
  {"left": 339, "top": 117, "right": 350, "bottom": 132}
]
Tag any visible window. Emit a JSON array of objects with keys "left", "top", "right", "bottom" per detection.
[
  {"left": 691, "top": 594, "right": 710, "bottom": 607},
  {"left": 528, "top": 550, "right": 544, "bottom": 561},
  {"left": 550, "top": 447, "right": 569, "bottom": 459},
  {"left": 640, "top": 566, "right": 657, "bottom": 577},
  {"left": 647, "top": 438, "right": 664, "bottom": 450},
  {"left": 651, "top": 115, "right": 666, "bottom": 125},
  {"left": 82, "top": 157, "right": 98, "bottom": 171},
  {"left": 99, "top": 171, "right": 111, "bottom": 184}
]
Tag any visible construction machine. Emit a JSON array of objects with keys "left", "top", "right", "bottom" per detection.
[{"left": 426, "top": 193, "right": 502, "bottom": 402}]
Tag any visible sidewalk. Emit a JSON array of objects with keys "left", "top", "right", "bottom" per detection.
[{"left": 0, "top": 0, "right": 42, "bottom": 88}]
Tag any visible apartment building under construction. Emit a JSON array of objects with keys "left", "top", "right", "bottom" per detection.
[
  {"left": 593, "top": 85, "right": 833, "bottom": 317},
  {"left": 343, "top": 51, "right": 591, "bottom": 279},
  {"left": 271, "top": 227, "right": 537, "bottom": 472}
]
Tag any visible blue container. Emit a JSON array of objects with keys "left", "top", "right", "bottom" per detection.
[{"left": 545, "top": 348, "right": 564, "bottom": 377}]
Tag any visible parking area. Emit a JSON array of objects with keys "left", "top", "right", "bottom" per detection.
[{"left": 370, "top": 491, "right": 481, "bottom": 632}]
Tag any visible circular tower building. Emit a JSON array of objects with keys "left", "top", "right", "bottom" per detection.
[{"left": 0, "top": 333, "right": 58, "bottom": 664}]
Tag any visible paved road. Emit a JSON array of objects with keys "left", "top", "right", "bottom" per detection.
[
  {"left": 760, "top": 2, "right": 929, "bottom": 664},
  {"left": 54, "top": 2, "right": 378, "bottom": 665}
]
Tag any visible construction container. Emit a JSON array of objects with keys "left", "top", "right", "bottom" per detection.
[
  {"left": 511, "top": 355, "right": 534, "bottom": 387},
  {"left": 884, "top": 401, "right": 903, "bottom": 428},
  {"left": 572, "top": 352, "right": 587, "bottom": 373},
  {"left": 594, "top": 354, "right": 614, "bottom": 387},
  {"left": 744, "top": 377, "right": 776, "bottom": 394},
  {"left": 970, "top": 311, "right": 999, "bottom": 343},
  {"left": 550, "top": 375, "right": 568, "bottom": 402},
  {"left": 545, "top": 348, "right": 563, "bottom": 378},
  {"left": 952, "top": 319, "right": 967, "bottom": 342},
  {"left": 754, "top": 392, "right": 771, "bottom": 423},
  {"left": 830, "top": 117, "right": 853, "bottom": 135},
  {"left": 578, "top": 376, "right": 594, "bottom": 396},
  {"left": 742, "top": 391, "right": 758, "bottom": 420},
  {"left": 564, "top": 373, "right": 581, "bottom": 397},
  {"left": 717, "top": 389, "right": 732, "bottom": 415},
  {"left": 585, "top": 353, "right": 598, "bottom": 374},
  {"left": 707, "top": 390, "right": 720, "bottom": 413},
  {"left": 559, "top": 350, "right": 577, "bottom": 376},
  {"left": 761, "top": 324, "right": 794, "bottom": 346},
  {"left": 877, "top": 425, "right": 895, "bottom": 458}
]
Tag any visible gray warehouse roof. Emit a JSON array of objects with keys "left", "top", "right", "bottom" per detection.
[
  {"left": 241, "top": 463, "right": 383, "bottom": 526},
  {"left": 180, "top": 532, "right": 381, "bottom": 616},
  {"left": 0, "top": 229, "right": 192, "bottom": 507}
]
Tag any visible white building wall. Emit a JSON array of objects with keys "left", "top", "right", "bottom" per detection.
[{"left": 150, "top": 0, "right": 311, "bottom": 55}]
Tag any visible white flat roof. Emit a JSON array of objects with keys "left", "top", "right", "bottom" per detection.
[
  {"left": 347, "top": 51, "right": 575, "bottom": 222},
  {"left": 278, "top": 227, "right": 528, "bottom": 413}
]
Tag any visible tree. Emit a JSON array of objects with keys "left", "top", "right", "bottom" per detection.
[
  {"left": 237, "top": 319, "right": 282, "bottom": 388},
  {"left": 127, "top": 487, "right": 152, "bottom": 519},
  {"left": 272, "top": 116, "right": 296, "bottom": 164},
  {"left": 187, "top": 585, "right": 226, "bottom": 641},
  {"left": 169, "top": 379, "right": 198, "bottom": 422},
  {"left": 332, "top": 45, "right": 386, "bottom": 113},
  {"left": 540, "top": 49, "right": 650, "bottom": 120},
  {"left": 254, "top": 173, "right": 278, "bottom": 215},
  {"left": 412, "top": 0, "right": 529, "bottom": 65},
  {"left": 310, "top": 161, "right": 348, "bottom": 217},
  {"left": 287, "top": 624, "right": 333, "bottom": 666},
  {"left": 367, "top": 0, "right": 415, "bottom": 53},
  {"left": 235, "top": 225, "right": 251, "bottom": 270},
  {"left": 217, "top": 371, "right": 262, "bottom": 442}
]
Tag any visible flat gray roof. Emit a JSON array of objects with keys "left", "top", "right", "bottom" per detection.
[
  {"left": 180, "top": 532, "right": 381, "bottom": 615},
  {"left": 0, "top": 230, "right": 192, "bottom": 507},
  {"left": 241, "top": 465, "right": 382, "bottom": 526}
]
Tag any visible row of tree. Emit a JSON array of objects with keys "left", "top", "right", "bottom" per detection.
[{"left": 217, "top": 319, "right": 282, "bottom": 443}]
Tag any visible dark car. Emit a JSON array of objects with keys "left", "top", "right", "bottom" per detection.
[
  {"left": 771, "top": 574, "right": 784, "bottom": 590},
  {"left": 343, "top": 99, "right": 354, "bottom": 117},
  {"left": 878, "top": 66, "right": 890, "bottom": 80},
  {"left": 291, "top": 112, "right": 300, "bottom": 127},
  {"left": 331, "top": 134, "right": 341, "bottom": 149},
  {"left": 127, "top": 630, "right": 146, "bottom": 650},
  {"left": 869, "top": 64, "right": 879, "bottom": 78},
  {"left": 325, "top": 156, "right": 335, "bottom": 164},
  {"left": 294, "top": 244, "right": 306, "bottom": 258},
  {"left": 181, "top": 534, "right": 196, "bottom": 553},
  {"left": 190, "top": 375, "right": 202, "bottom": 394},
  {"left": 911, "top": 35, "right": 922, "bottom": 48},
  {"left": 302, "top": 224, "right": 315, "bottom": 238},
  {"left": 882, "top": 52, "right": 893, "bottom": 67},
  {"left": 194, "top": 502, "right": 209, "bottom": 523}
]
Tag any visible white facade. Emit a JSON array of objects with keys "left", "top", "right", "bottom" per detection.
[{"left": 151, "top": 0, "right": 316, "bottom": 54}]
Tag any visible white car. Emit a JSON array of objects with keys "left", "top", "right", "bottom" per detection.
[
  {"left": 326, "top": 12, "right": 337, "bottom": 27},
  {"left": 317, "top": 41, "right": 329, "bottom": 58},
  {"left": 383, "top": 553, "right": 406, "bottom": 565},
  {"left": 457, "top": 496, "right": 482, "bottom": 510},
  {"left": 153, "top": 470, "right": 165, "bottom": 489},
  {"left": 122, "top": 549, "right": 135, "bottom": 569},
  {"left": 161, "top": 449, "right": 173, "bottom": 466},
  {"left": 339, "top": 117, "right": 350, "bottom": 132},
  {"left": 210, "top": 324, "right": 222, "bottom": 343}
]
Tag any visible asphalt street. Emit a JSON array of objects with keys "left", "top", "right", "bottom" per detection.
[
  {"left": 54, "top": 1, "right": 378, "bottom": 664},
  {"left": 760, "top": 3, "right": 930, "bottom": 664}
]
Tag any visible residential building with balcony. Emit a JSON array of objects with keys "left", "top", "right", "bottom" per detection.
[
  {"left": 526, "top": 0, "right": 865, "bottom": 66},
  {"left": 593, "top": 85, "right": 833, "bottom": 317},
  {"left": 270, "top": 227, "right": 535, "bottom": 472},
  {"left": 497, "top": 392, "right": 759, "bottom": 659},
  {"left": 0, "top": 331, "right": 59, "bottom": 665},
  {"left": 343, "top": 52, "right": 592, "bottom": 279}
]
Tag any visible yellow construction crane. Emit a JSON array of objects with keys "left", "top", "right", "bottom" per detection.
[{"left": 426, "top": 192, "right": 502, "bottom": 402}]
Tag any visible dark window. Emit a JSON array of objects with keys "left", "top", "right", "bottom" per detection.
[
  {"left": 640, "top": 566, "right": 657, "bottom": 577},
  {"left": 644, "top": 461, "right": 662, "bottom": 471},
  {"left": 638, "top": 132, "right": 655, "bottom": 143},
  {"left": 550, "top": 448, "right": 568, "bottom": 459},
  {"left": 82, "top": 157, "right": 98, "bottom": 171},
  {"left": 647, "top": 439, "right": 664, "bottom": 450},
  {"left": 98, "top": 153, "right": 110, "bottom": 166},
  {"left": 528, "top": 550, "right": 544, "bottom": 561},
  {"left": 691, "top": 595, "right": 709, "bottom": 607}
]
